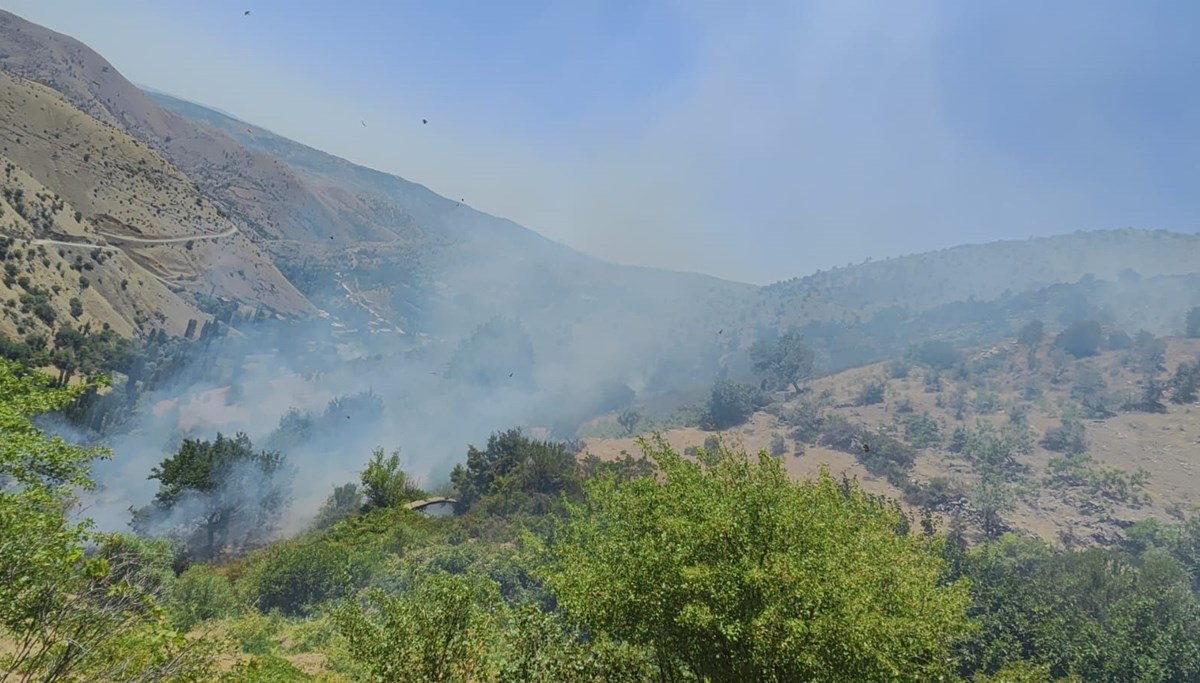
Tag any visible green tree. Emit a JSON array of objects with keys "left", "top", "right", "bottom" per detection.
[
  {"left": 749, "top": 331, "right": 815, "bottom": 393},
  {"left": 700, "top": 378, "right": 768, "bottom": 430},
  {"left": 545, "top": 436, "right": 974, "bottom": 682},
  {"left": 0, "top": 360, "right": 216, "bottom": 680},
  {"left": 313, "top": 482, "right": 364, "bottom": 529},
  {"left": 134, "top": 433, "right": 294, "bottom": 560},
  {"left": 1017, "top": 319, "right": 1045, "bottom": 348},
  {"left": 450, "top": 428, "right": 582, "bottom": 514},
  {"left": 956, "top": 536, "right": 1200, "bottom": 682},
  {"left": 1054, "top": 321, "right": 1103, "bottom": 358},
  {"left": 68, "top": 296, "right": 83, "bottom": 319},
  {"left": 617, "top": 408, "right": 641, "bottom": 436},
  {"left": 1169, "top": 360, "right": 1200, "bottom": 404},
  {"left": 361, "top": 448, "right": 417, "bottom": 510},
  {"left": 911, "top": 339, "right": 962, "bottom": 370}
]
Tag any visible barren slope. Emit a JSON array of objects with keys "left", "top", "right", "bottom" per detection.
[{"left": 0, "top": 68, "right": 311, "bottom": 334}]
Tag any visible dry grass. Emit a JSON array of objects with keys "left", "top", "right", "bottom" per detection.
[{"left": 585, "top": 337, "right": 1200, "bottom": 546}]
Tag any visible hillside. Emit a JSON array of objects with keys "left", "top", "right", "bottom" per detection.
[
  {"left": 583, "top": 332, "right": 1200, "bottom": 547},
  {"left": 0, "top": 67, "right": 310, "bottom": 338},
  {"left": 0, "top": 9, "right": 756, "bottom": 382}
]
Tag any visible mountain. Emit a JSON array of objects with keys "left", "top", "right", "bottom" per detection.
[
  {"left": 0, "top": 67, "right": 308, "bottom": 340},
  {"left": 0, "top": 9, "right": 755, "bottom": 384}
]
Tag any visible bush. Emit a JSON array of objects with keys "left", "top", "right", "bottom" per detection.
[
  {"left": 887, "top": 358, "right": 911, "bottom": 379},
  {"left": 1054, "top": 320, "right": 1103, "bottom": 358},
  {"left": 780, "top": 399, "right": 825, "bottom": 442},
  {"left": 770, "top": 432, "right": 788, "bottom": 456},
  {"left": 855, "top": 377, "right": 886, "bottom": 406},
  {"left": 700, "top": 379, "right": 768, "bottom": 430},
  {"left": 69, "top": 296, "right": 83, "bottom": 318},
  {"left": 313, "top": 482, "right": 364, "bottom": 529},
  {"left": 240, "top": 539, "right": 374, "bottom": 617},
  {"left": 904, "top": 412, "right": 942, "bottom": 448},
  {"left": 910, "top": 340, "right": 961, "bottom": 370},
  {"left": 1040, "top": 419, "right": 1087, "bottom": 455},
  {"left": 361, "top": 448, "right": 416, "bottom": 510},
  {"left": 1169, "top": 361, "right": 1200, "bottom": 404},
  {"left": 1017, "top": 320, "right": 1045, "bottom": 348},
  {"left": 168, "top": 564, "right": 241, "bottom": 630}
]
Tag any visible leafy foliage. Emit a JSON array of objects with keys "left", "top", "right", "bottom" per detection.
[
  {"left": 954, "top": 535, "right": 1200, "bottom": 682},
  {"left": 0, "top": 360, "right": 216, "bottom": 681},
  {"left": 134, "top": 433, "right": 295, "bottom": 560},
  {"left": 699, "top": 378, "right": 768, "bottom": 430},
  {"left": 450, "top": 428, "right": 582, "bottom": 514},
  {"left": 361, "top": 448, "right": 419, "bottom": 510},
  {"left": 1054, "top": 320, "right": 1103, "bottom": 358},
  {"left": 1017, "top": 319, "right": 1045, "bottom": 348},
  {"left": 748, "top": 331, "right": 815, "bottom": 392},
  {"left": 545, "top": 437, "right": 973, "bottom": 682}
]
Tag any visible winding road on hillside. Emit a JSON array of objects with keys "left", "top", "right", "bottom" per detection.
[
  {"left": 31, "top": 225, "right": 238, "bottom": 251},
  {"left": 29, "top": 227, "right": 239, "bottom": 289}
]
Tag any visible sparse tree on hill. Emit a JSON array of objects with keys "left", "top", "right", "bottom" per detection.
[
  {"left": 447, "top": 316, "right": 535, "bottom": 389},
  {"left": 617, "top": 408, "right": 641, "bottom": 436},
  {"left": 701, "top": 378, "right": 768, "bottom": 430},
  {"left": 1018, "top": 319, "right": 1045, "bottom": 348},
  {"left": 1170, "top": 361, "right": 1200, "bottom": 404},
  {"left": 749, "top": 331, "right": 814, "bottom": 393},
  {"left": 1054, "top": 320, "right": 1103, "bottom": 359}
]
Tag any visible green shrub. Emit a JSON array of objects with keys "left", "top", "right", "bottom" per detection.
[
  {"left": 240, "top": 540, "right": 375, "bottom": 617},
  {"left": 169, "top": 564, "right": 241, "bottom": 630},
  {"left": 700, "top": 379, "right": 768, "bottom": 430},
  {"left": 903, "top": 412, "right": 942, "bottom": 448}
]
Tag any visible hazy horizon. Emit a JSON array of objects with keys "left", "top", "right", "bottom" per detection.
[{"left": 5, "top": 1, "right": 1200, "bottom": 285}]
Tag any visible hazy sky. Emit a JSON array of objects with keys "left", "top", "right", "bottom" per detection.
[{"left": 6, "top": 1, "right": 1200, "bottom": 284}]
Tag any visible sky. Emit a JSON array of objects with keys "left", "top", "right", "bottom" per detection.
[{"left": 5, "top": 0, "right": 1200, "bottom": 285}]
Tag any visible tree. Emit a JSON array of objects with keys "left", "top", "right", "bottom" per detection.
[
  {"left": 700, "top": 378, "right": 768, "bottom": 430},
  {"left": 545, "top": 437, "right": 973, "bottom": 682},
  {"left": 1054, "top": 320, "right": 1103, "bottom": 358},
  {"left": 1040, "top": 419, "right": 1087, "bottom": 455},
  {"left": 617, "top": 408, "right": 641, "bottom": 436},
  {"left": 450, "top": 428, "right": 582, "bottom": 514},
  {"left": 313, "top": 482, "right": 364, "bottom": 529},
  {"left": 69, "top": 296, "right": 83, "bottom": 319},
  {"left": 135, "top": 432, "right": 294, "bottom": 560},
  {"left": 749, "top": 331, "right": 814, "bottom": 393},
  {"left": 0, "top": 360, "right": 215, "bottom": 680},
  {"left": 1186, "top": 306, "right": 1200, "bottom": 338},
  {"left": 1017, "top": 319, "right": 1045, "bottom": 348},
  {"left": 910, "top": 339, "right": 962, "bottom": 370},
  {"left": 361, "top": 448, "right": 417, "bottom": 510},
  {"left": 956, "top": 537, "right": 1200, "bottom": 682},
  {"left": 1170, "top": 360, "right": 1200, "bottom": 404}
]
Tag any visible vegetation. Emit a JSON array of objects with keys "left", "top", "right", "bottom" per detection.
[
  {"left": 0, "top": 360, "right": 215, "bottom": 680},
  {"left": 699, "top": 378, "right": 768, "bottom": 430},
  {"left": 132, "top": 433, "right": 295, "bottom": 561},
  {"left": 749, "top": 331, "right": 814, "bottom": 392}
]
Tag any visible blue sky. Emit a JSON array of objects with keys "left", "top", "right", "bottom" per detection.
[{"left": 6, "top": 0, "right": 1200, "bottom": 284}]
